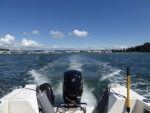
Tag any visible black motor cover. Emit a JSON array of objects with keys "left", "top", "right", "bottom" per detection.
[
  {"left": 63, "top": 70, "right": 83, "bottom": 105},
  {"left": 38, "top": 83, "right": 55, "bottom": 106}
]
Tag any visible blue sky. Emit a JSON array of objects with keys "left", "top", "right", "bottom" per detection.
[{"left": 0, "top": 0, "right": 150, "bottom": 50}]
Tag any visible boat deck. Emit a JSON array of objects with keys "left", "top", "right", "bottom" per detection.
[{"left": 54, "top": 107, "right": 94, "bottom": 113}]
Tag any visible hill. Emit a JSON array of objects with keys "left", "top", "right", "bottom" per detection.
[
  {"left": 112, "top": 42, "right": 150, "bottom": 52},
  {"left": 126, "top": 42, "right": 150, "bottom": 52}
]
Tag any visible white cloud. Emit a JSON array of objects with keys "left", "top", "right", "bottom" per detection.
[
  {"left": 68, "top": 32, "right": 73, "bottom": 36},
  {"left": 32, "top": 30, "right": 39, "bottom": 35},
  {"left": 0, "top": 34, "right": 43, "bottom": 50},
  {"left": 50, "top": 31, "right": 64, "bottom": 39},
  {"left": 21, "top": 39, "right": 41, "bottom": 47},
  {"left": 71, "top": 29, "right": 89, "bottom": 37},
  {"left": 114, "top": 45, "right": 128, "bottom": 49},
  {"left": 0, "top": 34, "right": 15, "bottom": 44},
  {"left": 23, "top": 32, "right": 28, "bottom": 35},
  {"left": 51, "top": 45, "right": 73, "bottom": 50}
]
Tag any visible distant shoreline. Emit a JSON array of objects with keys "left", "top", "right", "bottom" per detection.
[{"left": 0, "top": 50, "right": 149, "bottom": 54}]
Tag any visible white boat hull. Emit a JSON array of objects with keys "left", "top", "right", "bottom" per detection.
[{"left": 0, "top": 84, "right": 150, "bottom": 113}]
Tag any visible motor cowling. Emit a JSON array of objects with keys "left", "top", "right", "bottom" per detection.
[
  {"left": 37, "top": 83, "right": 55, "bottom": 106},
  {"left": 63, "top": 70, "right": 83, "bottom": 105}
]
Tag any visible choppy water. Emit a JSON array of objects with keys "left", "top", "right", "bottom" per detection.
[{"left": 0, "top": 53, "right": 150, "bottom": 106}]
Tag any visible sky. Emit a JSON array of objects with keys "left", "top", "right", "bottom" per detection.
[{"left": 0, "top": 0, "right": 150, "bottom": 50}]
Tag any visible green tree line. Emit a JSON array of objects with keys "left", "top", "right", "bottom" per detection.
[
  {"left": 112, "top": 42, "right": 150, "bottom": 52},
  {"left": 0, "top": 48, "right": 9, "bottom": 51}
]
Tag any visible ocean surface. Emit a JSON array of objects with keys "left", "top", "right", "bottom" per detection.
[{"left": 0, "top": 53, "right": 150, "bottom": 106}]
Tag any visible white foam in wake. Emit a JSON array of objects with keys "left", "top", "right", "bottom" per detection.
[
  {"left": 100, "top": 69, "right": 122, "bottom": 81},
  {"left": 53, "top": 81, "right": 64, "bottom": 105},
  {"left": 81, "top": 85, "right": 97, "bottom": 107},
  {"left": 28, "top": 69, "right": 49, "bottom": 85},
  {"left": 54, "top": 81, "right": 62, "bottom": 96},
  {"left": 68, "top": 56, "right": 83, "bottom": 71}
]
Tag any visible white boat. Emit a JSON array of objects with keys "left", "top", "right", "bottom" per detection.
[{"left": 0, "top": 69, "right": 150, "bottom": 113}]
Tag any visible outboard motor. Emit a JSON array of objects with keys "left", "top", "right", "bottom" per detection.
[
  {"left": 37, "top": 83, "right": 55, "bottom": 106},
  {"left": 63, "top": 70, "right": 83, "bottom": 106}
]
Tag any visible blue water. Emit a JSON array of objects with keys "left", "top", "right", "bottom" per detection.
[{"left": 0, "top": 53, "right": 150, "bottom": 106}]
